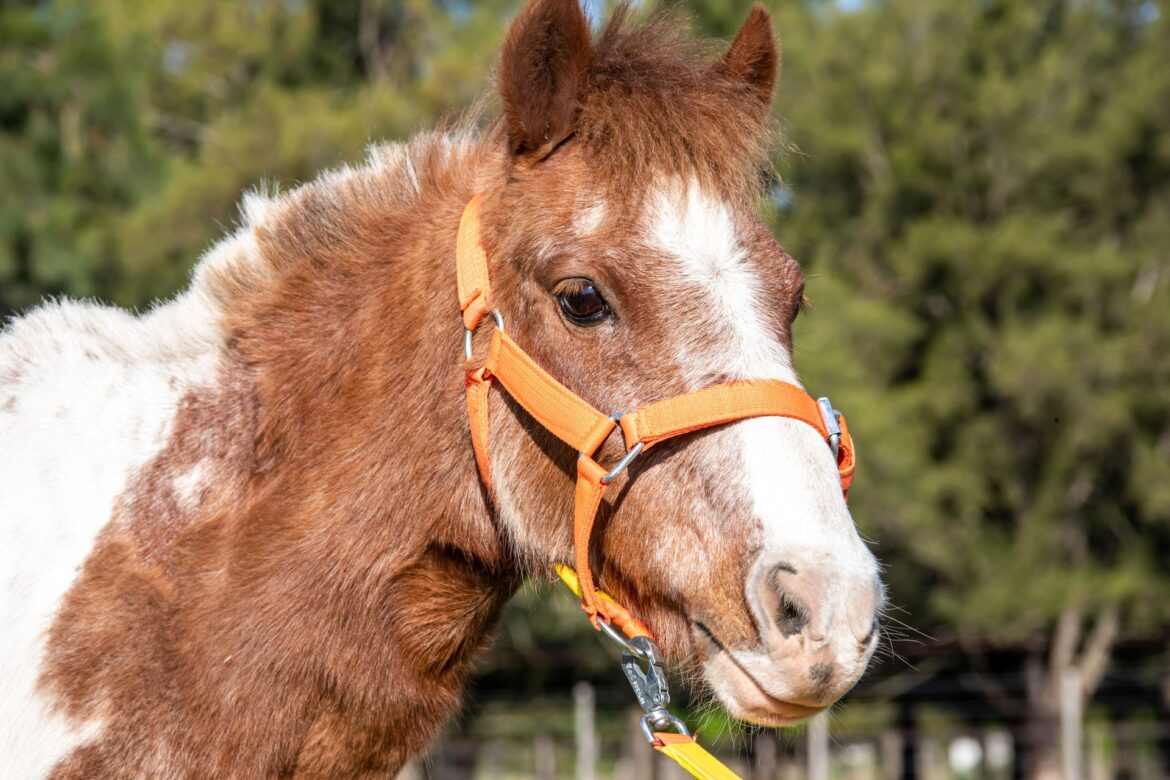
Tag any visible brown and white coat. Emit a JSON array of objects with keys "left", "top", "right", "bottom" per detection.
[{"left": 0, "top": 2, "right": 883, "bottom": 776}]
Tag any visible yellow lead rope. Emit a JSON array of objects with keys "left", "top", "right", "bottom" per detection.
[
  {"left": 653, "top": 734, "right": 743, "bottom": 780},
  {"left": 554, "top": 565, "right": 744, "bottom": 780}
]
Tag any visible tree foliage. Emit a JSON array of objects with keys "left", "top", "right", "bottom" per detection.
[
  {"left": 1, "top": 0, "right": 519, "bottom": 310},
  {"left": 775, "top": 0, "right": 1170, "bottom": 645}
]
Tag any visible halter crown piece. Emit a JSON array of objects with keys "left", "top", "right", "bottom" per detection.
[{"left": 456, "top": 194, "right": 855, "bottom": 778}]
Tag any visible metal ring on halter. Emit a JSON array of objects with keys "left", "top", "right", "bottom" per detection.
[
  {"left": 601, "top": 441, "right": 645, "bottom": 484},
  {"left": 639, "top": 709, "right": 691, "bottom": 744},
  {"left": 463, "top": 310, "right": 505, "bottom": 360},
  {"left": 576, "top": 413, "right": 645, "bottom": 485},
  {"left": 598, "top": 616, "right": 637, "bottom": 654}
]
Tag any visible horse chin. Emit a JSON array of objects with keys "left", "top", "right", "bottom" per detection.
[
  {"left": 690, "top": 624, "right": 829, "bottom": 728},
  {"left": 700, "top": 649, "right": 828, "bottom": 727}
]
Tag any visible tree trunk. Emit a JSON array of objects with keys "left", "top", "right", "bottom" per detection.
[{"left": 1023, "top": 606, "right": 1119, "bottom": 780}]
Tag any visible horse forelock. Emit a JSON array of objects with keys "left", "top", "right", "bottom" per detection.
[{"left": 575, "top": 7, "right": 778, "bottom": 198}]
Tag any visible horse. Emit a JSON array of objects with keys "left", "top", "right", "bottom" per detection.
[{"left": 0, "top": 0, "right": 884, "bottom": 775}]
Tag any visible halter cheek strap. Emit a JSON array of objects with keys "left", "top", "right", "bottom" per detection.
[
  {"left": 456, "top": 195, "right": 856, "bottom": 631},
  {"left": 457, "top": 195, "right": 855, "bottom": 779}
]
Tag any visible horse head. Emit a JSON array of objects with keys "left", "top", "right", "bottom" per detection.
[{"left": 473, "top": 0, "right": 885, "bottom": 725}]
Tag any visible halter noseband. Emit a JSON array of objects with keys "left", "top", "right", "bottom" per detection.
[{"left": 457, "top": 194, "right": 855, "bottom": 635}]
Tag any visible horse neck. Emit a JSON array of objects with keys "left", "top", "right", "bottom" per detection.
[{"left": 219, "top": 140, "right": 518, "bottom": 654}]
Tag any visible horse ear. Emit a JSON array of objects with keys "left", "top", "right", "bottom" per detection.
[
  {"left": 497, "top": 0, "right": 593, "bottom": 158},
  {"left": 714, "top": 5, "right": 780, "bottom": 112}
]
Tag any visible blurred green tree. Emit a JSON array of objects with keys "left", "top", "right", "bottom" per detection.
[
  {"left": 0, "top": 1, "right": 161, "bottom": 313},
  {"left": 774, "top": 1, "right": 1170, "bottom": 774},
  {"left": 0, "top": 0, "right": 522, "bottom": 310}
]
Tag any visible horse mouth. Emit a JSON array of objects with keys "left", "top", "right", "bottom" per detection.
[{"left": 692, "top": 622, "right": 827, "bottom": 727}]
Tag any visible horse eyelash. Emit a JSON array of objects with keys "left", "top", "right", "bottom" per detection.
[
  {"left": 557, "top": 279, "right": 590, "bottom": 296},
  {"left": 794, "top": 292, "right": 811, "bottom": 319}
]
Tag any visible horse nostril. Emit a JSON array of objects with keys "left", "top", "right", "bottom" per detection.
[{"left": 776, "top": 592, "right": 809, "bottom": 637}]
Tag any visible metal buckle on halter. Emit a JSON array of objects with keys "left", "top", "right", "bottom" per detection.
[
  {"left": 463, "top": 310, "right": 505, "bottom": 360},
  {"left": 817, "top": 396, "right": 843, "bottom": 460}
]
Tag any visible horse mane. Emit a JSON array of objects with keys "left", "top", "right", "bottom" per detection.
[
  {"left": 191, "top": 6, "right": 775, "bottom": 320},
  {"left": 191, "top": 114, "right": 500, "bottom": 320}
]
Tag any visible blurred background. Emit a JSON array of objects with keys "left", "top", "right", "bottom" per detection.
[{"left": 2, "top": 0, "right": 1168, "bottom": 777}]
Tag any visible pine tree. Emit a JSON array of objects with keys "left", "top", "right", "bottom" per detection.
[{"left": 773, "top": 1, "right": 1170, "bottom": 775}]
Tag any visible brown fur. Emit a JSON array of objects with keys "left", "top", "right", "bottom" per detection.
[
  {"left": 121, "top": 355, "right": 258, "bottom": 571},
  {"left": 573, "top": 4, "right": 778, "bottom": 198},
  {"left": 715, "top": 6, "right": 780, "bottom": 108},
  {"left": 40, "top": 3, "right": 802, "bottom": 775},
  {"left": 498, "top": 0, "right": 593, "bottom": 156}
]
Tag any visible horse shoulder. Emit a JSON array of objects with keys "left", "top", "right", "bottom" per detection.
[{"left": 0, "top": 293, "right": 224, "bottom": 775}]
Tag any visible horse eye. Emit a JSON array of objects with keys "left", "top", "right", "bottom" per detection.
[{"left": 556, "top": 279, "right": 611, "bottom": 325}]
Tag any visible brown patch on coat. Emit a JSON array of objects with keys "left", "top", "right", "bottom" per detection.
[
  {"left": 43, "top": 521, "right": 514, "bottom": 777},
  {"left": 41, "top": 2, "right": 799, "bottom": 775},
  {"left": 118, "top": 354, "right": 257, "bottom": 570}
]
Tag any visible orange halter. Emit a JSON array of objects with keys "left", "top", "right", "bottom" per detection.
[{"left": 457, "top": 194, "right": 855, "bottom": 637}]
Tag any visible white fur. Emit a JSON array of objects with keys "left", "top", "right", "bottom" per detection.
[
  {"left": 645, "top": 179, "right": 879, "bottom": 666},
  {"left": 0, "top": 243, "right": 238, "bottom": 772},
  {"left": 647, "top": 182, "right": 796, "bottom": 386},
  {"left": 173, "top": 459, "right": 211, "bottom": 513},
  {"left": 573, "top": 201, "right": 606, "bottom": 236}
]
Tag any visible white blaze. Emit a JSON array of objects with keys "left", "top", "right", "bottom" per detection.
[
  {"left": 647, "top": 182, "right": 796, "bottom": 385},
  {"left": 645, "top": 178, "right": 879, "bottom": 713},
  {"left": 644, "top": 178, "right": 875, "bottom": 620}
]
